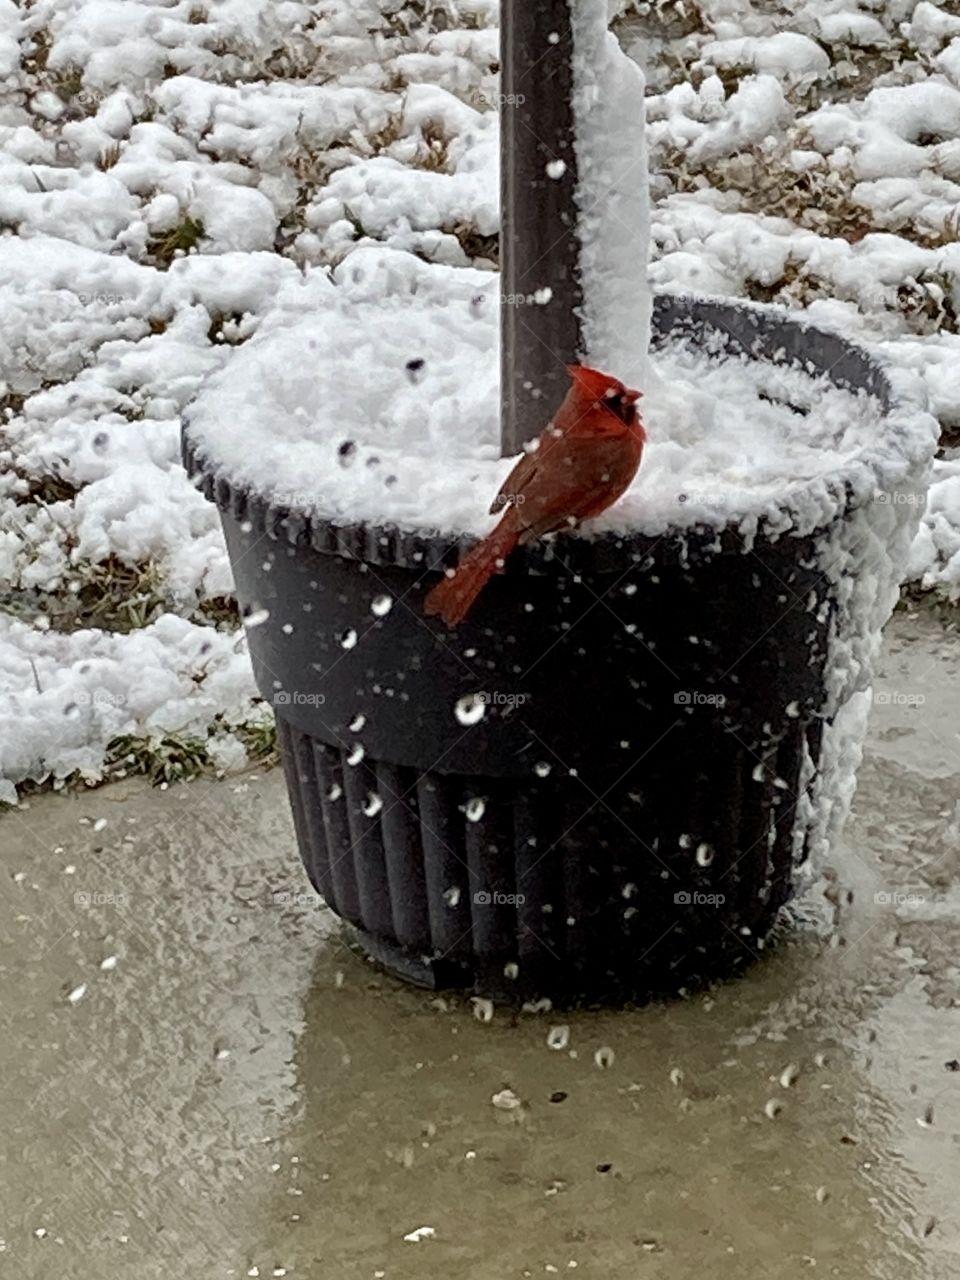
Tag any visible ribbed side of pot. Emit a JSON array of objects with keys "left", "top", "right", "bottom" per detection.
[{"left": 278, "top": 713, "right": 814, "bottom": 1003}]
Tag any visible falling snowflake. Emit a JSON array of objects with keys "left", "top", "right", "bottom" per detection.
[
  {"left": 491, "top": 1087, "right": 521, "bottom": 1110},
  {"left": 403, "top": 1226, "right": 436, "bottom": 1243},
  {"left": 464, "top": 796, "right": 486, "bottom": 822},
  {"left": 779, "top": 1062, "right": 800, "bottom": 1089},
  {"left": 454, "top": 693, "right": 486, "bottom": 726},
  {"left": 472, "top": 998, "right": 494, "bottom": 1023}
]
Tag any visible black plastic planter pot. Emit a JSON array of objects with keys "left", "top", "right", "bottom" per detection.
[{"left": 183, "top": 294, "right": 929, "bottom": 1005}]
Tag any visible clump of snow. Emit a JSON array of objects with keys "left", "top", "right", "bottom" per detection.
[
  {"left": 701, "top": 34, "right": 831, "bottom": 83},
  {"left": 0, "top": 614, "right": 263, "bottom": 791},
  {"left": 902, "top": 2, "right": 960, "bottom": 55},
  {"left": 907, "top": 459, "right": 960, "bottom": 597},
  {"left": 816, "top": 13, "right": 889, "bottom": 49}
]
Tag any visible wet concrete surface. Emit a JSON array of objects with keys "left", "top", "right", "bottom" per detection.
[{"left": 1, "top": 607, "right": 959, "bottom": 1279}]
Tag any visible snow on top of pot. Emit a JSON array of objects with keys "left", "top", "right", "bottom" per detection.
[{"left": 183, "top": 248, "right": 936, "bottom": 543}]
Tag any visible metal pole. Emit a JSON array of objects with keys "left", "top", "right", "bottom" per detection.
[{"left": 500, "top": 0, "right": 584, "bottom": 457}]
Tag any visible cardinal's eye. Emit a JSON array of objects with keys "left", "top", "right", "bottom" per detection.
[{"left": 603, "top": 392, "right": 634, "bottom": 424}]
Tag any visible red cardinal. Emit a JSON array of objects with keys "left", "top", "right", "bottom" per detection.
[{"left": 424, "top": 364, "right": 645, "bottom": 627}]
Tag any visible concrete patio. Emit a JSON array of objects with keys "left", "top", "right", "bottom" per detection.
[{"left": 1, "top": 607, "right": 958, "bottom": 1280}]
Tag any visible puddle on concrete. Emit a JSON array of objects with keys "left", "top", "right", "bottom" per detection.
[{"left": 1, "top": 608, "right": 958, "bottom": 1279}]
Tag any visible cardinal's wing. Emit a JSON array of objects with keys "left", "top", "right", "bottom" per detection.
[
  {"left": 515, "top": 435, "right": 641, "bottom": 544},
  {"left": 516, "top": 495, "right": 604, "bottom": 544},
  {"left": 489, "top": 448, "right": 539, "bottom": 514}
]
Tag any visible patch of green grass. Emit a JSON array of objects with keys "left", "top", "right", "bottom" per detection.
[
  {"left": 207, "top": 310, "right": 250, "bottom": 346},
  {"left": 0, "top": 712, "right": 280, "bottom": 810},
  {"left": 6, "top": 465, "right": 81, "bottom": 507},
  {"left": 106, "top": 732, "right": 213, "bottom": 785},
  {"left": 61, "top": 557, "right": 170, "bottom": 633},
  {"left": 54, "top": 65, "right": 85, "bottom": 98},
  {"left": 0, "top": 557, "right": 241, "bottom": 635},
  {"left": 148, "top": 216, "right": 205, "bottom": 266},
  {"left": 107, "top": 715, "right": 278, "bottom": 785},
  {"left": 657, "top": 136, "right": 875, "bottom": 242},
  {"left": 236, "top": 717, "right": 280, "bottom": 768}
]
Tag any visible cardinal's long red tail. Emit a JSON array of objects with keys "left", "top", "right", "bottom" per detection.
[{"left": 424, "top": 513, "right": 519, "bottom": 627}]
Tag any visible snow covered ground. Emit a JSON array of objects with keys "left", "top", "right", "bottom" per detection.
[{"left": 1, "top": 0, "right": 958, "bottom": 797}]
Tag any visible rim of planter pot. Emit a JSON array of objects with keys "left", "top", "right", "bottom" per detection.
[{"left": 181, "top": 291, "right": 932, "bottom": 573}]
